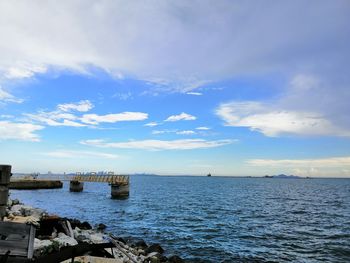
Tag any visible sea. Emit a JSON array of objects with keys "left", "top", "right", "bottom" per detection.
[{"left": 10, "top": 176, "right": 350, "bottom": 262}]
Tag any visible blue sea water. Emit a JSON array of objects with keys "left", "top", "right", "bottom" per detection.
[{"left": 10, "top": 176, "right": 350, "bottom": 262}]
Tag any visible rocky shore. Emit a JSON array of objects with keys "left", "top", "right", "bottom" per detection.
[{"left": 3, "top": 198, "right": 184, "bottom": 263}]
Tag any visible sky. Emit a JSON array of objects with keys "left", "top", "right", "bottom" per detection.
[{"left": 0, "top": 0, "right": 350, "bottom": 177}]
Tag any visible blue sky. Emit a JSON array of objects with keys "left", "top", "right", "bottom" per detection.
[{"left": 1, "top": 1, "right": 350, "bottom": 177}]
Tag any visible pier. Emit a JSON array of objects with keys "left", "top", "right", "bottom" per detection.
[
  {"left": 70, "top": 173, "right": 130, "bottom": 199},
  {"left": 9, "top": 171, "right": 130, "bottom": 199}
]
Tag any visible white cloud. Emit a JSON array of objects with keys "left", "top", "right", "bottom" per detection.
[
  {"left": 44, "top": 150, "right": 119, "bottom": 159},
  {"left": 152, "top": 129, "right": 195, "bottom": 135},
  {"left": 81, "top": 138, "right": 233, "bottom": 150},
  {"left": 196, "top": 126, "right": 210, "bottom": 130},
  {"left": 4, "top": 65, "right": 46, "bottom": 79},
  {"left": 165, "top": 112, "right": 196, "bottom": 122},
  {"left": 58, "top": 100, "right": 93, "bottom": 112},
  {"left": 247, "top": 156, "right": 350, "bottom": 168},
  {"left": 25, "top": 111, "right": 86, "bottom": 127},
  {"left": 144, "top": 122, "right": 159, "bottom": 127},
  {"left": 81, "top": 112, "right": 148, "bottom": 125},
  {"left": 186, "top": 92, "right": 202, "bottom": 96},
  {"left": 0, "top": 86, "right": 23, "bottom": 103},
  {"left": 216, "top": 101, "right": 350, "bottom": 137},
  {"left": 0, "top": 121, "right": 44, "bottom": 141},
  {"left": 176, "top": 130, "right": 196, "bottom": 135}
]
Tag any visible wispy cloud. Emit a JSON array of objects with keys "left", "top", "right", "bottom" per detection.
[
  {"left": 186, "top": 92, "right": 202, "bottom": 96},
  {"left": 0, "top": 86, "right": 23, "bottom": 103},
  {"left": 216, "top": 101, "right": 350, "bottom": 137},
  {"left": 196, "top": 126, "right": 210, "bottom": 130},
  {"left": 151, "top": 129, "right": 196, "bottom": 135},
  {"left": 43, "top": 150, "right": 119, "bottom": 159},
  {"left": 176, "top": 130, "right": 196, "bottom": 135},
  {"left": 81, "top": 138, "right": 233, "bottom": 151},
  {"left": 144, "top": 122, "right": 159, "bottom": 127},
  {"left": 25, "top": 100, "right": 148, "bottom": 127},
  {"left": 58, "top": 100, "right": 93, "bottom": 112},
  {"left": 165, "top": 112, "right": 196, "bottom": 122},
  {"left": 24, "top": 111, "right": 86, "bottom": 127},
  {"left": 81, "top": 112, "right": 148, "bottom": 125},
  {"left": 0, "top": 121, "right": 44, "bottom": 141}
]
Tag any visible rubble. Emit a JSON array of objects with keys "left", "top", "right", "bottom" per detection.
[{"left": 3, "top": 198, "right": 184, "bottom": 263}]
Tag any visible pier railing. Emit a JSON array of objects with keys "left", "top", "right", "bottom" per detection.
[{"left": 72, "top": 175, "right": 129, "bottom": 185}]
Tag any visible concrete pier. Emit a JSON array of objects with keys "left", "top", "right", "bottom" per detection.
[
  {"left": 9, "top": 180, "right": 63, "bottom": 189},
  {"left": 69, "top": 180, "right": 84, "bottom": 192},
  {"left": 111, "top": 183, "right": 129, "bottom": 199}
]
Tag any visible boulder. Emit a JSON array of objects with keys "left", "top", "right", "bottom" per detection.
[
  {"left": 145, "top": 243, "right": 164, "bottom": 254},
  {"left": 96, "top": 223, "right": 107, "bottom": 231},
  {"left": 10, "top": 204, "right": 25, "bottom": 216},
  {"left": 34, "top": 238, "right": 52, "bottom": 250},
  {"left": 144, "top": 252, "right": 162, "bottom": 263},
  {"left": 53, "top": 232, "right": 78, "bottom": 247},
  {"left": 73, "top": 228, "right": 91, "bottom": 243},
  {"left": 89, "top": 232, "right": 106, "bottom": 244}
]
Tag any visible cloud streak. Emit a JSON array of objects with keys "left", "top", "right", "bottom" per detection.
[
  {"left": 81, "top": 138, "right": 233, "bottom": 151},
  {"left": 165, "top": 112, "right": 196, "bottom": 122},
  {"left": 44, "top": 150, "right": 119, "bottom": 159},
  {"left": 81, "top": 112, "right": 148, "bottom": 125}
]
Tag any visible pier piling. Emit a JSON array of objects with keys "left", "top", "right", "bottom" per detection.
[
  {"left": 111, "top": 183, "right": 129, "bottom": 199},
  {"left": 69, "top": 180, "right": 84, "bottom": 192}
]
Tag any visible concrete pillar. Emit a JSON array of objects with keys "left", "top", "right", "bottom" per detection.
[
  {"left": 111, "top": 183, "right": 129, "bottom": 199},
  {"left": 69, "top": 180, "right": 84, "bottom": 192},
  {"left": 0, "top": 165, "right": 11, "bottom": 220}
]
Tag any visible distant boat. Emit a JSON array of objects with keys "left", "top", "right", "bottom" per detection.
[{"left": 207, "top": 173, "right": 212, "bottom": 177}]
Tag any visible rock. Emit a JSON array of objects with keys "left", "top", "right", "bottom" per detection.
[
  {"left": 12, "top": 199, "right": 20, "bottom": 205},
  {"left": 22, "top": 206, "right": 45, "bottom": 218},
  {"left": 95, "top": 223, "right": 107, "bottom": 231},
  {"left": 126, "top": 237, "right": 148, "bottom": 248},
  {"left": 168, "top": 255, "right": 184, "bottom": 263},
  {"left": 89, "top": 232, "right": 105, "bottom": 243},
  {"left": 116, "top": 236, "right": 126, "bottom": 244},
  {"left": 69, "top": 218, "right": 92, "bottom": 230},
  {"left": 33, "top": 238, "right": 54, "bottom": 257},
  {"left": 145, "top": 243, "right": 164, "bottom": 254},
  {"left": 135, "top": 239, "right": 148, "bottom": 249},
  {"left": 144, "top": 252, "right": 162, "bottom": 263},
  {"left": 73, "top": 228, "right": 91, "bottom": 243},
  {"left": 53, "top": 232, "right": 78, "bottom": 247},
  {"left": 10, "top": 204, "right": 44, "bottom": 219},
  {"left": 10, "top": 204, "right": 25, "bottom": 216},
  {"left": 34, "top": 238, "right": 52, "bottom": 250}
]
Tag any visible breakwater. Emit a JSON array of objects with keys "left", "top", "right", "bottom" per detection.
[{"left": 9, "top": 180, "right": 63, "bottom": 190}]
